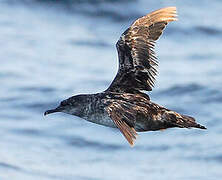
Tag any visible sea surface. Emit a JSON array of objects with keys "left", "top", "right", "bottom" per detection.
[{"left": 0, "top": 0, "right": 222, "bottom": 179}]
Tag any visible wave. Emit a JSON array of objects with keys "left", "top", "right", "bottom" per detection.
[{"left": 0, "top": 0, "right": 141, "bottom": 22}]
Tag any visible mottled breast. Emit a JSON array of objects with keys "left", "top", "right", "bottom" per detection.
[{"left": 85, "top": 113, "right": 116, "bottom": 128}]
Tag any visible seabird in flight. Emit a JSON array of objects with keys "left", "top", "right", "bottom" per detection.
[{"left": 44, "top": 7, "right": 206, "bottom": 146}]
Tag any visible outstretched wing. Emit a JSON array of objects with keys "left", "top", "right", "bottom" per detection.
[{"left": 106, "top": 7, "right": 177, "bottom": 93}]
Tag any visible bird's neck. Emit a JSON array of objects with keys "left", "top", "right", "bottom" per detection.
[{"left": 76, "top": 93, "right": 105, "bottom": 120}]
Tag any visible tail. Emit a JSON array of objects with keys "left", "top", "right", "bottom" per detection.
[{"left": 165, "top": 111, "right": 207, "bottom": 130}]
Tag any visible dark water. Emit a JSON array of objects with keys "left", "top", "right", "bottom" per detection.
[{"left": 0, "top": 0, "right": 222, "bottom": 179}]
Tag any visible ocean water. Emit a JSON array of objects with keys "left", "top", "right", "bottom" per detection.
[{"left": 0, "top": 0, "right": 222, "bottom": 179}]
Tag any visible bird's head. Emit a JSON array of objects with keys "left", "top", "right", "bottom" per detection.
[{"left": 44, "top": 94, "right": 89, "bottom": 117}]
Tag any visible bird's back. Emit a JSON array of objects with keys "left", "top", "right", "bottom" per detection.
[{"left": 101, "top": 92, "right": 206, "bottom": 132}]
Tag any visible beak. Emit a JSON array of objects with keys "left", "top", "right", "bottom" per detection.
[{"left": 44, "top": 106, "right": 63, "bottom": 116}]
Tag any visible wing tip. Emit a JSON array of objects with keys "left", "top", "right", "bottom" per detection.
[
  {"left": 152, "top": 6, "right": 178, "bottom": 22},
  {"left": 128, "top": 130, "right": 138, "bottom": 147},
  {"left": 126, "top": 127, "right": 138, "bottom": 147},
  {"left": 156, "top": 6, "right": 177, "bottom": 13},
  {"left": 133, "top": 6, "right": 178, "bottom": 27}
]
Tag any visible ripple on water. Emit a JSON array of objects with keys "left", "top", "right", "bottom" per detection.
[
  {"left": 195, "top": 26, "right": 222, "bottom": 36},
  {"left": 11, "top": 128, "right": 42, "bottom": 136},
  {"left": 158, "top": 83, "right": 204, "bottom": 96},
  {"left": 18, "top": 87, "right": 56, "bottom": 93},
  {"left": 0, "top": 162, "right": 22, "bottom": 171},
  {"left": 186, "top": 154, "right": 222, "bottom": 164},
  {"left": 2, "top": 0, "right": 141, "bottom": 22},
  {"left": 70, "top": 40, "right": 111, "bottom": 48},
  {"left": 157, "top": 83, "right": 222, "bottom": 105},
  {"left": 65, "top": 135, "right": 125, "bottom": 151}
]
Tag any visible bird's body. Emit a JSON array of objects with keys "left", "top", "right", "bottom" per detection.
[{"left": 45, "top": 7, "right": 206, "bottom": 146}]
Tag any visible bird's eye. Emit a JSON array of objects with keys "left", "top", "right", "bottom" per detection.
[{"left": 61, "top": 100, "right": 67, "bottom": 106}]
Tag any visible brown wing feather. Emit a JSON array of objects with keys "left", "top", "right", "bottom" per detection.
[
  {"left": 106, "top": 7, "right": 177, "bottom": 93},
  {"left": 106, "top": 102, "right": 138, "bottom": 146}
]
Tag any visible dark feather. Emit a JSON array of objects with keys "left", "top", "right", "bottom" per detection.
[
  {"left": 106, "top": 7, "right": 177, "bottom": 93},
  {"left": 104, "top": 93, "right": 206, "bottom": 145},
  {"left": 106, "top": 102, "right": 138, "bottom": 146}
]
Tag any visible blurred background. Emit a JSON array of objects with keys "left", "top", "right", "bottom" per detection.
[{"left": 0, "top": 0, "right": 222, "bottom": 179}]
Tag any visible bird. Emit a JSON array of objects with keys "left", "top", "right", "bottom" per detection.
[{"left": 44, "top": 7, "right": 206, "bottom": 146}]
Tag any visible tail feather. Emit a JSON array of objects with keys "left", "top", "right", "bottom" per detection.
[
  {"left": 179, "top": 114, "right": 207, "bottom": 129},
  {"left": 166, "top": 111, "right": 207, "bottom": 130}
]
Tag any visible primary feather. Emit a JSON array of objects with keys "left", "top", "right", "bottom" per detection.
[{"left": 106, "top": 7, "right": 178, "bottom": 93}]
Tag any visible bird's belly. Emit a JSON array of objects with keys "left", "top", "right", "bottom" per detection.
[
  {"left": 86, "top": 115, "right": 116, "bottom": 128},
  {"left": 96, "top": 117, "right": 116, "bottom": 128}
]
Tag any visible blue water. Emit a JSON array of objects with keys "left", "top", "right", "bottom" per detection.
[{"left": 0, "top": 0, "right": 222, "bottom": 179}]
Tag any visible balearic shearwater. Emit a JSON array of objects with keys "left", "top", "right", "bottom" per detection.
[{"left": 44, "top": 7, "right": 206, "bottom": 146}]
